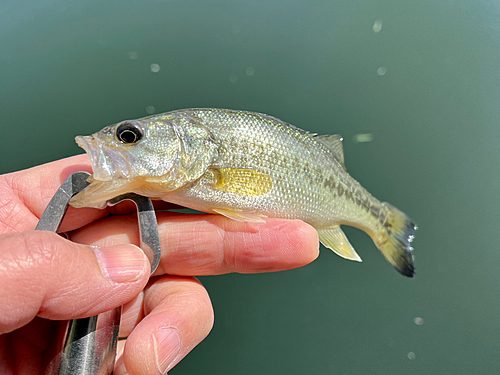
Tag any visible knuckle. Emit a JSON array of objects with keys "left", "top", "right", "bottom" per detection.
[
  {"left": 191, "top": 220, "right": 229, "bottom": 275},
  {"left": 180, "top": 284, "right": 214, "bottom": 335},
  {"left": 220, "top": 231, "right": 237, "bottom": 273},
  {"left": 0, "top": 176, "right": 29, "bottom": 234},
  {"left": 148, "top": 277, "right": 214, "bottom": 332},
  {"left": 11, "top": 231, "right": 64, "bottom": 272},
  {"left": 0, "top": 232, "right": 64, "bottom": 331}
]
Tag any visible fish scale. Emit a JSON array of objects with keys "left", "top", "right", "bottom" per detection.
[
  {"left": 194, "top": 110, "right": 343, "bottom": 219},
  {"left": 70, "top": 108, "right": 416, "bottom": 277}
]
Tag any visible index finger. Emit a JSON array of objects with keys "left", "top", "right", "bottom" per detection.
[
  {"left": 0, "top": 155, "right": 174, "bottom": 234},
  {"left": 0, "top": 155, "right": 95, "bottom": 234}
]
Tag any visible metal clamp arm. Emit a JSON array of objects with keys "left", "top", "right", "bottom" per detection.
[{"left": 36, "top": 172, "right": 161, "bottom": 375}]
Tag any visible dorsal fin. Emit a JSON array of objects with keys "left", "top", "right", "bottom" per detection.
[{"left": 315, "top": 134, "right": 345, "bottom": 169}]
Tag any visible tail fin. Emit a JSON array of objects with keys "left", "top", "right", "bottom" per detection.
[{"left": 373, "top": 203, "right": 417, "bottom": 277}]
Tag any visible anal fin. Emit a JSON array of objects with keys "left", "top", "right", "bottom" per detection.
[
  {"left": 212, "top": 208, "right": 267, "bottom": 223},
  {"left": 317, "top": 226, "right": 362, "bottom": 262}
]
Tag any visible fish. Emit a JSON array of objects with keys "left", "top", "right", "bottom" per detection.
[{"left": 70, "top": 108, "right": 416, "bottom": 277}]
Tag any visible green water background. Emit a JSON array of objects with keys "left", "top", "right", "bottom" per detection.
[{"left": 1, "top": 1, "right": 499, "bottom": 374}]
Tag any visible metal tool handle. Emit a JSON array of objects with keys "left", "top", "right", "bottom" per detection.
[
  {"left": 43, "top": 308, "right": 122, "bottom": 375},
  {"left": 37, "top": 172, "right": 161, "bottom": 375}
]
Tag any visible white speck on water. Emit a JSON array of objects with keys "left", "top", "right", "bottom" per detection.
[
  {"left": 229, "top": 74, "right": 238, "bottom": 83},
  {"left": 246, "top": 66, "right": 255, "bottom": 76},
  {"left": 373, "top": 20, "right": 383, "bottom": 33},
  {"left": 377, "top": 67, "right": 387, "bottom": 76},
  {"left": 407, "top": 352, "right": 416, "bottom": 360},
  {"left": 146, "top": 106, "right": 155, "bottom": 114},
  {"left": 150, "top": 63, "right": 161, "bottom": 73},
  {"left": 353, "top": 133, "right": 374, "bottom": 143},
  {"left": 128, "top": 51, "right": 138, "bottom": 60},
  {"left": 414, "top": 317, "right": 424, "bottom": 325}
]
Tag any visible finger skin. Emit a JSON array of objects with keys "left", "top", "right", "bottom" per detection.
[
  {"left": 0, "top": 155, "right": 99, "bottom": 234},
  {"left": 70, "top": 213, "right": 320, "bottom": 276},
  {"left": 119, "top": 276, "right": 214, "bottom": 375},
  {"left": 0, "top": 231, "right": 150, "bottom": 334},
  {"left": 0, "top": 154, "right": 176, "bottom": 234},
  {"left": 0, "top": 155, "right": 318, "bottom": 374},
  {"left": 120, "top": 291, "right": 145, "bottom": 338},
  {"left": 1, "top": 154, "right": 320, "bottom": 276}
]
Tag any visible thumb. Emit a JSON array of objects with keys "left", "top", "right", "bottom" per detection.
[{"left": 0, "top": 230, "right": 150, "bottom": 334}]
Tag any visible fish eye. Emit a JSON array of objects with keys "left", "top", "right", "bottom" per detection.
[{"left": 116, "top": 122, "right": 143, "bottom": 144}]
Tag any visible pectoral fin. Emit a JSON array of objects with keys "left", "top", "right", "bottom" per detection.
[
  {"left": 212, "top": 208, "right": 267, "bottom": 223},
  {"left": 317, "top": 225, "right": 362, "bottom": 262},
  {"left": 212, "top": 168, "right": 272, "bottom": 197}
]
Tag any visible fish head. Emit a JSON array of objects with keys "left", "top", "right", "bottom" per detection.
[
  {"left": 76, "top": 118, "right": 179, "bottom": 181},
  {"left": 71, "top": 112, "right": 219, "bottom": 208}
]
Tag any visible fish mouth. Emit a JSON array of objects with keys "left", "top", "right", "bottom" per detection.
[{"left": 76, "top": 135, "right": 131, "bottom": 181}]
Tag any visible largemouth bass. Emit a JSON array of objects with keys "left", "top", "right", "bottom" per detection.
[{"left": 70, "top": 108, "right": 416, "bottom": 277}]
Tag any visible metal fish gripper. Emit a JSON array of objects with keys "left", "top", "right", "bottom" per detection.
[{"left": 36, "top": 171, "right": 161, "bottom": 375}]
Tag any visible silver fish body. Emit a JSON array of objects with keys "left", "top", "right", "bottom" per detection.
[{"left": 71, "top": 108, "right": 416, "bottom": 276}]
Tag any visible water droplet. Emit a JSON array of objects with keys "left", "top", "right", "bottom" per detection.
[
  {"left": 129, "top": 51, "right": 138, "bottom": 60},
  {"left": 414, "top": 317, "right": 424, "bottom": 325},
  {"left": 377, "top": 67, "right": 387, "bottom": 76},
  {"left": 150, "top": 63, "right": 161, "bottom": 73},
  {"left": 229, "top": 74, "right": 238, "bottom": 83},
  {"left": 246, "top": 66, "right": 255, "bottom": 76},
  {"left": 407, "top": 352, "right": 416, "bottom": 360},
  {"left": 146, "top": 106, "right": 155, "bottom": 114},
  {"left": 353, "top": 133, "right": 374, "bottom": 143},
  {"left": 373, "top": 20, "right": 383, "bottom": 33}
]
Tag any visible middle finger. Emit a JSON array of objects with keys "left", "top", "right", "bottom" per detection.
[
  {"left": 70, "top": 211, "right": 319, "bottom": 276},
  {"left": 115, "top": 275, "right": 213, "bottom": 375}
]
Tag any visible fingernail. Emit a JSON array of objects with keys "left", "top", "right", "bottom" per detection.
[
  {"left": 93, "top": 244, "right": 147, "bottom": 283},
  {"left": 153, "top": 327, "right": 181, "bottom": 374}
]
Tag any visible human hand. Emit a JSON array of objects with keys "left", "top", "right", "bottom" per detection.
[{"left": 0, "top": 155, "right": 319, "bottom": 374}]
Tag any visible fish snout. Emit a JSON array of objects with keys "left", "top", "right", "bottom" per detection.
[{"left": 75, "top": 135, "right": 116, "bottom": 181}]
